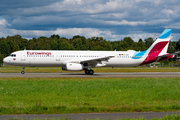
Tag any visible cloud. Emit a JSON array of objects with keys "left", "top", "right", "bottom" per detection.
[
  {"left": 0, "top": 26, "right": 150, "bottom": 42},
  {"left": 0, "top": 19, "right": 6, "bottom": 26},
  {"left": 1, "top": 27, "right": 114, "bottom": 39},
  {"left": 2, "top": 27, "right": 161, "bottom": 42},
  {"left": 1, "top": 0, "right": 180, "bottom": 42},
  {"left": 0, "top": 21, "right": 11, "bottom": 37},
  {"left": 165, "top": 22, "right": 180, "bottom": 29},
  {"left": 0, "top": 19, "right": 11, "bottom": 26}
]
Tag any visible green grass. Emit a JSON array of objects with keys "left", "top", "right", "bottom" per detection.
[
  {"left": 1, "top": 66, "right": 180, "bottom": 73},
  {"left": 0, "top": 77, "right": 180, "bottom": 114}
]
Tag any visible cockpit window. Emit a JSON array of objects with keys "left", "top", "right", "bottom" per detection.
[{"left": 9, "top": 54, "right": 16, "bottom": 57}]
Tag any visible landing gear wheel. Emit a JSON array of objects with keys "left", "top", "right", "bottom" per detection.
[
  {"left": 85, "top": 69, "right": 90, "bottom": 74},
  {"left": 21, "top": 66, "right": 25, "bottom": 74},
  {"left": 89, "top": 70, "right": 94, "bottom": 75},
  {"left": 21, "top": 71, "right": 25, "bottom": 74}
]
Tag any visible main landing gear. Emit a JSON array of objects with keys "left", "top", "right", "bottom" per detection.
[
  {"left": 21, "top": 66, "right": 25, "bottom": 74},
  {"left": 84, "top": 69, "right": 94, "bottom": 75}
]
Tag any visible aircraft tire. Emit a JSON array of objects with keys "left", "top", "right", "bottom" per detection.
[
  {"left": 89, "top": 70, "right": 94, "bottom": 75},
  {"left": 21, "top": 71, "right": 25, "bottom": 74},
  {"left": 85, "top": 69, "right": 89, "bottom": 74}
]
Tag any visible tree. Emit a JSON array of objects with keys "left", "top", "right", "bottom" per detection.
[
  {"left": 50, "top": 39, "right": 58, "bottom": 50},
  {"left": 51, "top": 34, "right": 60, "bottom": 39},
  {"left": 137, "top": 38, "right": 146, "bottom": 51},
  {"left": 0, "top": 53, "right": 4, "bottom": 64},
  {"left": 88, "top": 37, "right": 113, "bottom": 50},
  {"left": 0, "top": 39, "right": 11, "bottom": 57},
  {"left": 12, "top": 42, "right": 19, "bottom": 52},
  {"left": 73, "top": 35, "right": 81, "bottom": 39},
  {"left": 168, "top": 41, "right": 176, "bottom": 53},
  {"left": 175, "top": 39, "right": 180, "bottom": 51},
  {"left": 57, "top": 39, "right": 74, "bottom": 50},
  {"left": 122, "top": 41, "right": 129, "bottom": 50},
  {"left": 27, "top": 38, "right": 36, "bottom": 50},
  {"left": 123, "top": 37, "right": 134, "bottom": 47},
  {"left": 72, "top": 36, "right": 88, "bottom": 50},
  {"left": 145, "top": 37, "right": 154, "bottom": 48},
  {"left": 73, "top": 38, "right": 83, "bottom": 50}
]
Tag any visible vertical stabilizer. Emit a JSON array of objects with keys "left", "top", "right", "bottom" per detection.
[
  {"left": 146, "top": 29, "right": 172, "bottom": 56},
  {"left": 140, "top": 29, "right": 172, "bottom": 65}
]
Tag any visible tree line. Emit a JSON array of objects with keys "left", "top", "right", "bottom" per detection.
[{"left": 1, "top": 34, "right": 180, "bottom": 64}]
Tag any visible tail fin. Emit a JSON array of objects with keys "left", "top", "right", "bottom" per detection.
[
  {"left": 140, "top": 29, "right": 172, "bottom": 65},
  {"left": 146, "top": 29, "right": 172, "bottom": 56}
]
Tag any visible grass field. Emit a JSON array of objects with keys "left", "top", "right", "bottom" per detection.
[
  {"left": 1, "top": 66, "right": 180, "bottom": 73},
  {"left": 0, "top": 77, "right": 180, "bottom": 114}
]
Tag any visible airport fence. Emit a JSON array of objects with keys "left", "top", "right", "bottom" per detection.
[{"left": 144, "top": 63, "right": 180, "bottom": 68}]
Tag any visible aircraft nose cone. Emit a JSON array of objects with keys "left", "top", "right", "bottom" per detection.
[{"left": 3, "top": 57, "right": 8, "bottom": 64}]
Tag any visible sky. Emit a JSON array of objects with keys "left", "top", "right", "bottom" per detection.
[{"left": 0, "top": 0, "right": 180, "bottom": 42}]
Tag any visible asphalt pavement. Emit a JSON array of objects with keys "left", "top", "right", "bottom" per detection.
[{"left": 1, "top": 72, "right": 180, "bottom": 78}]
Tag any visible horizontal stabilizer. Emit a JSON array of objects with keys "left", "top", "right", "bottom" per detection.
[{"left": 156, "top": 53, "right": 174, "bottom": 62}]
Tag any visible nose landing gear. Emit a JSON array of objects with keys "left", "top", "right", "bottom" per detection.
[{"left": 21, "top": 66, "right": 25, "bottom": 74}]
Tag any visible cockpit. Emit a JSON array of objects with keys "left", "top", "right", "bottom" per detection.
[{"left": 9, "top": 54, "right": 16, "bottom": 57}]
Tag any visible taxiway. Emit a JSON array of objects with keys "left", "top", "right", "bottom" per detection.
[
  {"left": 1, "top": 112, "right": 180, "bottom": 120},
  {"left": 0, "top": 72, "right": 180, "bottom": 78}
]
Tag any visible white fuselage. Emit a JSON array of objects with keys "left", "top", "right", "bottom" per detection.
[{"left": 3, "top": 50, "right": 146, "bottom": 67}]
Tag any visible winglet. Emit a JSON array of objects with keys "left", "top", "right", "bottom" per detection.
[{"left": 158, "top": 29, "right": 172, "bottom": 39}]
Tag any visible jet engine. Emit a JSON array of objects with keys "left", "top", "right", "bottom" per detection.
[{"left": 62, "top": 63, "right": 84, "bottom": 71}]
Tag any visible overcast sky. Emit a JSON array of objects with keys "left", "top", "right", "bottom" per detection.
[{"left": 0, "top": 0, "right": 180, "bottom": 42}]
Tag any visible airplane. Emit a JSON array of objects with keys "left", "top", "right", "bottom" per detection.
[{"left": 3, "top": 29, "right": 177, "bottom": 75}]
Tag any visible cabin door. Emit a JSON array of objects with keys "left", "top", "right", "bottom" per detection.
[
  {"left": 21, "top": 51, "right": 26, "bottom": 61},
  {"left": 56, "top": 52, "right": 60, "bottom": 61}
]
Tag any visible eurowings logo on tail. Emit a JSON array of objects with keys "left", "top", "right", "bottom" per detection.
[{"left": 139, "top": 29, "right": 173, "bottom": 65}]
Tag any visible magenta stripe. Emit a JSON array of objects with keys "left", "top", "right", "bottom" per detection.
[{"left": 140, "top": 41, "right": 168, "bottom": 65}]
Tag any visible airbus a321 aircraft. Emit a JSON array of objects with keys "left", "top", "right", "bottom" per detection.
[{"left": 3, "top": 29, "right": 177, "bottom": 75}]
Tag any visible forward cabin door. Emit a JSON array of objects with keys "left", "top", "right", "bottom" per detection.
[
  {"left": 56, "top": 52, "right": 60, "bottom": 61},
  {"left": 21, "top": 51, "right": 26, "bottom": 61}
]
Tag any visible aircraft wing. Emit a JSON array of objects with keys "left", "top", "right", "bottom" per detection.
[
  {"left": 81, "top": 56, "right": 114, "bottom": 63},
  {"left": 63, "top": 56, "right": 115, "bottom": 65},
  {"left": 80, "top": 56, "right": 115, "bottom": 67}
]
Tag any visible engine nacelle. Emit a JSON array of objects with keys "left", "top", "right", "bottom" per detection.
[{"left": 62, "top": 63, "right": 84, "bottom": 71}]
